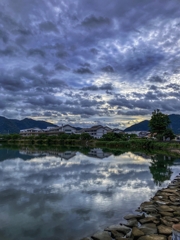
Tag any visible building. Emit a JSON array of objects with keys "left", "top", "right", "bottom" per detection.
[
  {"left": 82, "top": 125, "right": 111, "bottom": 139},
  {"left": 20, "top": 128, "right": 43, "bottom": 136},
  {"left": 62, "top": 125, "right": 77, "bottom": 134},
  {"left": 20, "top": 124, "right": 77, "bottom": 136},
  {"left": 112, "top": 128, "right": 124, "bottom": 134}
]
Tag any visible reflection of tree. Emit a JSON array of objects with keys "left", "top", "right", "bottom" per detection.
[{"left": 149, "top": 155, "right": 174, "bottom": 186}]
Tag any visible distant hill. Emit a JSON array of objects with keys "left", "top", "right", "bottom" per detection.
[
  {"left": 124, "top": 120, "right": 150, "bottom": 132},
  {"left": 0, "top": 117, "right": 57, "bottom": 134},
  {"left": 124, "top": 114, "right": 180, "bottom": 134}
]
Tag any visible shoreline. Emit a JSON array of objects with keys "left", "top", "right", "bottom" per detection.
[{"left": 81, "top": 175, "right": 180, "bottom": 240}]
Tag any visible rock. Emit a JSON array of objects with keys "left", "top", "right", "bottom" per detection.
[
  {"left": 81, "top": 238, "right": 92, "bottom": 240},
  {"left": 167, "top": 206, "right": 180, "bottom": 211},
  {"left": 160, "top": 218, "right": 173, "bottom": 227},
  {"left": 169, "top": 196, "right": 180, "bottom": 202},
  {"left": 138, "top": 234, "right": 167, "bottom": 240},
  {"left": 158, "top": 206, "right": 174, "bottom": 212},
  {"left": 142, "top": 207, "right": 157, "bottom": 213},
  {"left": 124, "top": 218, "right": 138, "bottom": 227},
  {"left": 131, "top": 227, "right": 144, "bottom": 238},
  {"left": 162, "top": 189, "right": 178, "bottom": 194},
  {"left": 140, "top": 201, "right": 154, "bottom": 207},
  {"left": 139, "top": 223, "right": 157, "bottom": 235},
  {"left": 168, "top": 236, "right": 172, "bottom": 240},
  {"left": 139, "top": 217, "right": 157, "bottom": 224},
  {"left": 110, "top": 230, "right": 124, "bottom": 239},
  {"left": 92, "top": 231, "right": 111, "bottom": 240},
  {"left": 159, "top": 211, "right": 174, "bottom": 217},
  {"left": 105, "top": 225, "right": 131, "bottom": 234},
  {"left": 163, "top": 216, "right": 179, "bottom": 223},
  {"left": 157, "top": 225, "right": 172, "bottom": 235},
  {"left": 113, "top": 238, "right": 133, "bottom": 240},
  {"left": 124, "top": 214, "right": 144, "bottom": 220},
  {"left": 155, "top": 200, "right": 170, "bottom": 205},
  {"left": 173, "top": 211, "right": 180, "bottom": 217}
]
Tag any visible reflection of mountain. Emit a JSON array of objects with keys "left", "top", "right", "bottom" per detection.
[
  {"left": 149, "top": 155, "right": 174, "bottom": 186},
  {"left": 88, "top": 148, "right": 111, "bottom": 159},
  {"left": 0, "top": 148, "right": 34, "bottom": 161}
]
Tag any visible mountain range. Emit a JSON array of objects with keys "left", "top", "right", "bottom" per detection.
[
  {"left": 124, "top": 114, "right": 180, "bottom": 134},
  {"left": 0, "top": 116, "right": 57, "bottom": 134},
  {"left": 0, "top": 114, "right": 180, "bottom": 135}
]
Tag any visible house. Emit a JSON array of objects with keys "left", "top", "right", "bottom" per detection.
[
  {"left": 20, "top": 128, "right": 43, "bottom": 136},
  {"left": 138, "top": 131, "right": 150, "bottom": 138},
  {"left": 112, "top": 128, "right": 124, "bottom": 134},
  {"left": 61, "top": 125, "right": 77, "bottom": 134},
  {"left": 19, "top": 124, "right": 77, "bottom": 136},
  {"left": 83, "top": 125, "right": 109, "bottom": 138}
]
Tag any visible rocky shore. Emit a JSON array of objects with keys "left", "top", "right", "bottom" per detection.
[{"left": 81, "top": 175, "right": 180, "bottom": 240}]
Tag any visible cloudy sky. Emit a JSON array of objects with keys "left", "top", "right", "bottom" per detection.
[{"left": 1, "top": 0, "right": 180, "bottom": 128}]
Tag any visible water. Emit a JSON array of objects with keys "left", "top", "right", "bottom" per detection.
[{"left": 0, "top": 147, "right": 180, "bottom": 240}]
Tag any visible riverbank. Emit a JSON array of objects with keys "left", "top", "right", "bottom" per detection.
[
  {"left": 81, "top": 175, "right": 180, "bottom": 240},
  {"left": 1, "top": 137, "right": 180, "bottom": 157}
]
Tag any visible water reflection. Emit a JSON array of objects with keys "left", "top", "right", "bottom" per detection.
[
  {"left": 149, "top": 155, "right": 174, "bottom": 186},
  {"left": 0, "top": 147, "right": 179, "bottom": 240}
]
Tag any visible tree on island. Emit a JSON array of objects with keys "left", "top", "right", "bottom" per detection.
[{"left": 149, "top": 109, "right": 175, "bottom": 140}]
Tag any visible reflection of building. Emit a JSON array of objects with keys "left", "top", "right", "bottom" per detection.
[
  {"left": 173, "top": 159, "right": 180, "bottom": 165},
  {"left": 58, "top": 151, "right": 76, "bottom": 160},
  {"left": 20, "top": 149, "right": 76, "bottom": 160},
  {"left": 88, "top": 148, "right": 111, "bottom": 159}
]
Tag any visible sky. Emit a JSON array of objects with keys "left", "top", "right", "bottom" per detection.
[{"left": 0, "top": 0, "right": 180, "bottom": 128}]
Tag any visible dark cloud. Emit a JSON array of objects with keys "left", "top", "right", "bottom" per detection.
[
  {"left": 74, "top": 67, "right": 94, "bottom": 74},
  {"left": 149, "top": 85, "right": 158, "bottom": 91},
  {"left": 101, "top": 65, "right": 114, "bottom": 72},
  {"left": 26, "top": 95, "right": 63, "bottom": 107},
  {"left": 0, "top": 46, "right": 16, "bottom": 56},
  {"left": 0, "top": 0, "right": 180, "bottom": 125},
  {"left": 39, "top": 21, "right": 58, "bottom": 33},
  {"left": 0, "top": 29, "right": 9, "bottom": 43},
  {"left": 118, "top": 110, "right": 149, "bottom": 116},
  {"left": 148, "top": 76, "right": 165, "bottom": 83},
  {"left": 81, "top": 15, "right": 111, "bottom": 28},
  {"left": 27, "top": 49, "right": 46, "bottom": 58},
  {"left": 166, "top": 83, "right": 180, "bottom": 91},
  {"left": 82, "top": 83, "right": 113, "bottom": 91},
  {"left": 55, "top": 63, "right": 70, "bottom": 71}
]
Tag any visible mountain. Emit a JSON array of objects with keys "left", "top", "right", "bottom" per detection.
[
  {"left": 0, "top": 117, "right": 57, "bottom": 134},
  {"left": 124, "top": 120, "right": 150, "bottom": 132},
  {"left": 124, "top": 114, "right": 180, "bottom": 134}
]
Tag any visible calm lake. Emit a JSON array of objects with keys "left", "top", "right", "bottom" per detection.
[{"left": 0, "top": 147, "right": 180, "bottom": 240}]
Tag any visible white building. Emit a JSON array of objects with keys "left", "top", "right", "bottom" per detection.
[
  {"left": 61, "top": 125, "right": 77, "bottom": 134},
  {"left": 20, "top": 128, "right": 43, "bottom": 136},
  {"left": 83, "top": 125, "right": 111, "bottom": 139}
]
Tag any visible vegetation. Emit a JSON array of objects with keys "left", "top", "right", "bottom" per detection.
[{"left": 149, "top": 109, "right": 175, "bottom": 140}]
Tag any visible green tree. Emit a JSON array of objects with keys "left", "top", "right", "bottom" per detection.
[
  {"left": 149, "top": 109, "right": 170, "bottom": 134},
  {"left": 80, "top": 133, "right": 92, "bottom": 140}
]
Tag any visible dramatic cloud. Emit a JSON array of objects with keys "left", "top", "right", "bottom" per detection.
[{"left": 0, "top": 0, "right": 180, "bottom": 127}]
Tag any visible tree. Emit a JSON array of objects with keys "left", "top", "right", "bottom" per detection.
[
  {"left": 160, "top": 128, "right": 175, "bottom": 141},
  {"left": 149, "top": 109, "right": 170, "bottom": 134},
  {"left": 80, "top": 133, "right": 92, "bottom": 140}
]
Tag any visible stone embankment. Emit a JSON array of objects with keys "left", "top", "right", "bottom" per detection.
[{"left": 81, "top": 175, "right": 180, "bottom": 240}]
